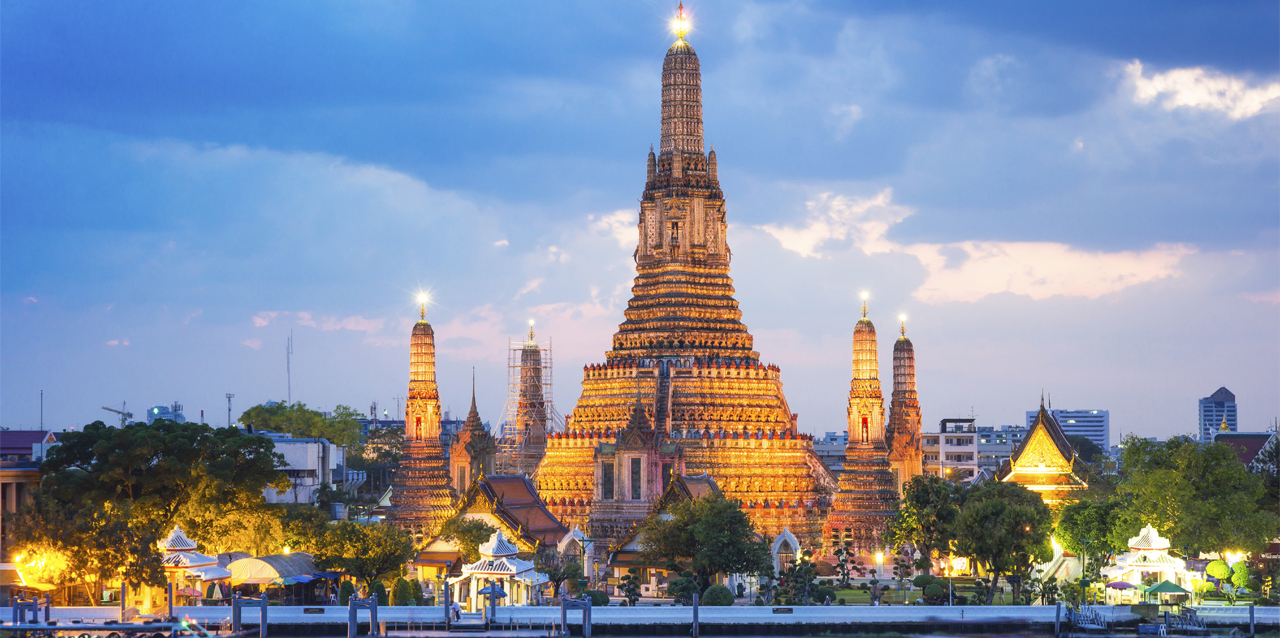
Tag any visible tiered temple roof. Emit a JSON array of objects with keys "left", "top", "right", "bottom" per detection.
[
  {"left": 996, "top": 401, "right": 1087, "bottom": 505},
  {"left": 535, "top": 24, "right": 837, "bottom": 552}
]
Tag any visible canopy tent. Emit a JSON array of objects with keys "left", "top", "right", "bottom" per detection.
[
  {"left": 185, "top": 565, "right": 232, "bottom": 582},
  {"left": 227, "top": 553, "right": 319, "bottom": 585},
  {"left": 1146, "top": 581, "right": 1189, "bottom": 594}
]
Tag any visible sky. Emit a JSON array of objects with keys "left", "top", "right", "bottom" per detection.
[{"left": 3, "top": 0, "right": 1278, "bottom": 444}]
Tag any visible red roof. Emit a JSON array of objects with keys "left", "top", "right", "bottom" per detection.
[
  {"left": 476, "top": 475, "right": 568, "bottom": 547},
  {"left": 1214, "top": 432, "right": 1275, "bottom": 466}
]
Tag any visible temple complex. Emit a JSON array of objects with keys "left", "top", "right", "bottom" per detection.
[
  {"left": 886, "top": 318, "right": 923, "bottom": 495},
  {"left": 388, "top": 299, "right": 458, "bottom": 544},
  {"left": 535, "top": 13, "right": 837, "bottom": 554},
  {"left": 496, "top": 326, "right": 553, "bottom": 476},
  {"left": 824, "top": 298, "right": 899, "bottom": 554},
  {"left": 449, "top": 376, "right": 498, "bottom": 492},
  {"left": 996, "top": 401, "right": 1087, "bottom": 506}
]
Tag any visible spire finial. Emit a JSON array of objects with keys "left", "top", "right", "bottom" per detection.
[
  {"left": 417, "top": 292, "right": 429, "bottom": 320},
  {"left": 672, "top": 3, "right": 690, "bottom": 41},
  {"left": 1219, "top": 414, "right": 1229, "bottom": 432},
  {"left": 899, "top": 314, "right": 906, "bottom": 336},
  {"left": 528, "top": 318, "right": 536, "bottom": 343},
  {"left": 1040, "top": 391, "right": 1045, "bottom": 409},
  {"left": 860, "top": 291, "right": 869, "bottom": 318}
]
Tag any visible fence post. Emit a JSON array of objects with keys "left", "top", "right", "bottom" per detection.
[
  {"left": 259, "top": 593, "right": 268, "bottom": 638},
  {"left": 1249, "top": 604, "right": 1254, "bottom": 638},
  {"left": 1054, "top": 602, "right": 1061, "bottom": 638},
  {"left": 692, "top": 593, "right": 699, "bottom": 638},
  {"left": 44, "top": 594, "right": 51, "bottom": 624},
  {"left": 347, "top": 595, "right": 357, "bottom": 638},
  {"left": 584, "top": 595, "right": 592, "bottom": 638},
  {"left": 121, "top": 583, "right": 128, "bottom": 622},
  {"left": 168, "top": 583, "right": 174, "bottom": 620},
  {"left": 371, "top": 597, "right": 380, "bottom": 637},
  {"left": 560, "top": 597, "right": 567, "bottom": 638}
]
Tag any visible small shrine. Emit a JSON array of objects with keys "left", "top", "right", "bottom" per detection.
[
  {"left": 1101, "top": 524, "right": 1201, "bottom": 603},
  {"left": 448, "top": 531, "right": 547, "bottom": 611}
]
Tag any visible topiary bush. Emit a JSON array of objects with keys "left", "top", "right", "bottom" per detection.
[
  {"left": 391, "top": 577, "right": 415, "bottom": 606},
  {"left": 583, "top": 590, "right": 609, "bottom": 607},
  {"left": 924, "top": 584, "right": 945, "bottom": 599},
  {"left": 339, "top": 581, "right": 355, "bottom": 606},
  {"left": 702, "top": 585, "right": 734, "bottom": 606},
  {"left": 913, "top": 574, "right": 934, "bottom": 588},
  {"left": 371, "top": 581, "right": 388, "bottom": 606},
  {"left": 753, "top": 595, "right": 765, "bottom": 606},
  {"left": 1206, "top": 560, "right": 1231, "bottom": 581},
  {"left": 815, "top": 587, "right": 836, "bottom": 605},
  {"left": 1230, "top": 563, "right": 1252, "bottom": 589}
]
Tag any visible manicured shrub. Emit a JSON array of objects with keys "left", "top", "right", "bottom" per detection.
[
  {"left": 583, "top": 590, "right": 609, "bottom": 607},
  {"left": 1206, "top": 560, "right": 1231, "bottom": 580},
  {"left": 371, "top": 581, "right": 388, "bottom": 606},
  {"left": 702, "top": 585, "right": 734, "bottom": 606},
  {"left": 1230, "top": 563, "right": 1252, "bottom": 589},
  {"left": 753, "top": 596, "right": 765, "bottom": 606},
  {"left": 912, "top": 574, "right": 934, "bottom": 588},
  {"left": 339, "top": 581, "right": 355, "bottom": 606},
  {"left": 391, "top": 578, "right": 415, "bottom": 606},
  {"left": 815, "top": 587, "right": 836, "bottom": 605},
  {"left": 837, "top": 598, "right": 846, "bottom": 605},
  {"left": 924, "top": 584, "right": 945, "bottom": 599}
]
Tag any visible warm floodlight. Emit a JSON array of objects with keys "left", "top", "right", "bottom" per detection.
[
  {"left": 417, "top": 293, "right": 429, "bottom": 304},
  {"left": 671, "top": 3, "right": 690, "bottom": 40},
  {"left": 899, "top": 314, "right": 907, "bottom": 322}
]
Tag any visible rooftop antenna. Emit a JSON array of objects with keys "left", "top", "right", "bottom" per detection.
[
  {"left": 40, "top": 390, "right": 43, "bottom": 429},
  {"left": 226, "top": 393, "right": 235, "bottom": 428},
  {"left": 287, "top": 330, "right": 294, "bottom": 404}
]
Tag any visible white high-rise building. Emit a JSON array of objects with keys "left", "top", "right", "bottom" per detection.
[
  {"left": 1026, "top": 409, "right": 1109, "bottom": 451},
  {"left": 1198, "top": 387, "right": 1237, "bottom": 442}
]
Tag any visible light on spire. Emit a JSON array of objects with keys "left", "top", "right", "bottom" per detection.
[
  {"left": 416, "top": 292, "right": 430, "bottom": 319},
  {"left": 671, "top": 3, "right": 690, "bottom": 41},
  {"left": 860, "top": 291, "right": 869, "bottom": 317},
  {"left": 899, "top": 313, "right": 907, "bottom": 336}
]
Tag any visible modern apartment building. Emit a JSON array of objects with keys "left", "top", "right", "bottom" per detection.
[
  {"left": 1026, "top": 409, "right": 1110, "bottom": 450},
  {"left": 977, "top": 425, "right": 1027, "bottom": 475},
  {"left": 923, "top": 418, "right": 979, "bottom": 481},
  {"left": 814, "top": 431, "right": 849, "bottom": 475},
  {"left": 1198, "top": 387, "right": 1237, "bottom": 442}
]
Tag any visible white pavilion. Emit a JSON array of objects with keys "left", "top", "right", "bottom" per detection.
[
  {"left": 1101, "top": 524, "right": 1202, "bottom": 603},
  {"left": 448, "top": 531, "right": 548, "bottom": 611}
]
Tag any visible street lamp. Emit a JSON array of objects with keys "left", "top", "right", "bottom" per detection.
[{"left": 874, "top": 550, "right": 884, "bottom": 605}]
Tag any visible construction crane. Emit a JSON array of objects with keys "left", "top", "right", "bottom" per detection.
[{"left": 101, "top": 402, "right": 132, "bottom": 427}]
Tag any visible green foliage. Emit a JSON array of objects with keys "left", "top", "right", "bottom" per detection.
[
  {"left": 1067, "top": 435, "right": 1107, "bottom": 464},
  {"left": 1207, "top": 560, "right": 1232, "bottom": 580},
  {"left": 667, "top": 570, "right": 701, "bottom": 605},
  {"left": 924, "top": 583, "right": 944, "bottom": 598},
  {"left": 438, "top": 516, "right": 497, "bottom": 563},
  {"left": 370, "top": 580, "right": 388, "bottom": 605},
  {"left": 1112, "top": 435, "right": 1279, "bottom": 554},
  {"left": 619, "top": 567, "right": 643, "bottom": 606},
  {"left": 582, "top": 590, "right": 609, "bottom": 606},
  {"left": 831, "top": 541, "right": 864, "bottom": 587},
  {"left": 10, "top": 496, "right": 166, "bottom": 601},
  {"left": 639, "top": 493, "right": 772, "bottom": 589},
  {"left": 912, "top": 574, "right": 933, "bottom": 588},
  {"left": 1231, "top": 563, "right": 1252, "bottom": 589},
  {"left": 535, "top": 546, "right": 583, "bottom": 600},
  {"left": 339, "top": 581, "right": 355, "bottom": 605},
  {"left": 954, "top": 481, "right": 1053, "bottom": 605},
  {"left": 239, "top": 402, "right": 362, "bottom": 447},
  {"left": 1056, "top": 499, "right": 1123, "bottom": 570},
  {"left": 814, "top": 586, "right": 836, "bottom": 605},
  {"left": 884, "top": 475, "right": 963, "bottom": 574},
  {"left": 309, "top": 521, "right": 416, "bottom": 587},
  {"left": 777, "top": 549, "right": 821, "bottom": 605},
  {"left": 391, "top": 577, "right": 415, "bottom": 606},
  {"left": 702, "top": 584, "right": 735, "bottom": 606},
  {"left": 347, "top": 424, "right": 405, "bottom": 498},
  {"left": 1060, "top": 580, "right": 1084, "bottom": 605},
  {"left": 753, "top": 595, "right": 765, "bottom": 606}
]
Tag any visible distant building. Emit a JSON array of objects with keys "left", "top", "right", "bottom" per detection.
[
  {"left": 259, "top": 432, "right": 352, "bottom": 505},
  {"left": 977, "top": 425, "right": 1027, "bottom": 475},
  {"left": 1, "top": 430, "right": 58, "bottom": 571},
  {"left": 814, "top": 431, "right": 849, "bottom": 474},
  {"left": 1026, "top": 409, "right": 1109, "bottom": 450},
  {"left": 1198, "top": 387, "right": 1237, "bottom": 442},
  {"left": 145, "top": 401, "right": 187, "bottom": 424},
  {"left": 923, "top": 418, "right": 979, "bottom": 481}
]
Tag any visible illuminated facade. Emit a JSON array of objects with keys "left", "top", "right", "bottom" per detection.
[
  {"left": 824, "top": 301, "right": 899, "bottom": 553},
  {"left": 535, "top": 25, "right": 837, "bottom": 552},
  {"left": 497, "top": 328, "right": 552, "bottom": 475},
  {"left": 996, "top": 402, "right": 1087, "bottom": 506},
  {"left": 388, "top": 303, "right": 458, "bottom": 543},
  {"left": 450, "top": 382, "right": 497, "bottom": 492},
  {"left": 886, "top": 320, "right": 923, "bottom": 494}
]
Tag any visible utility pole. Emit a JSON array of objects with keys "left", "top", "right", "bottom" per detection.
[
  {"left": 226, "top": 393, "right": 235, "bottom": 427},
  {"left": 40, "top": 390, "right": 43, "bottom": 429},
  {"left": 287, "top": 330, "right": 294, "bottom": 404}
]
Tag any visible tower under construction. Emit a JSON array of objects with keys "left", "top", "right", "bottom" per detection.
[{"left": 495, "top": 325, "right": 564, "bottom": 476}]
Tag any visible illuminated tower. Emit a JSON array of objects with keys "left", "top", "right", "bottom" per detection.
[
  {"left": 450, "top": 374, "right": 497, "bottom": 492},
  {"left": 496, "top": 324, "right": 561, "bottom": 475},
  {"left": 886, "top": 317, "right": 923, "bottom": 495},
  {"left": 536, "top": 6, "right": 838, "bottom": 551},
  {"left": 388, "top": 297, "right": 457, "bottom": 543},
  {"left": 824, "top": 296, "right": 899, "bottom": 554}
]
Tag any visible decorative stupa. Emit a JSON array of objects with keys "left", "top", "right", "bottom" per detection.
[
  {"left": 886, "top": 316, "right": 923, "bottom": 495},
  {"left": 535, "top": 5, "right": 838, "bottom": 551},
  {"left": 388, "top": 295, "right": 458, "bottom": 543},
  {"left": 450, "top": 372, "right": 497, "bottom": 491}
]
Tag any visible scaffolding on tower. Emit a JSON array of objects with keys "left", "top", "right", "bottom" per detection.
[{"left": 495, "top": 330, "right": 564, "bottom": 476}]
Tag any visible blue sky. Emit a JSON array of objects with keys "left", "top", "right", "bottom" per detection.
[{"left": 4, "top": 1, "right": 1277, "bottom": 443}]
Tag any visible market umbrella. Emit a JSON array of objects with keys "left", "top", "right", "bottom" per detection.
[
  {"left": 177, "top": 588, "right": 203, "bottom": 597},
  {"left": 1146, "top": 581, "right": 1189, "bottom": 595},
  {"left": 271, "top": 577, "right": 299, "bottom": 586},
  {"left": 1107, "top": 582, "right": 1136, "bottom": 590},
  {"left": 477, "top": 585, "right": 507, "bottom": 599}
]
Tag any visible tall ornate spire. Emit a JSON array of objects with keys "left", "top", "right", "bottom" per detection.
[
  {"left": 660, "top": 13, "right": 703, "bottom": 156},
  {"left": 886, "top": 314, "right": 923, "bottom": 495},
  {"left": 407, "top": 311, "right": 441, "bottom": 441}
]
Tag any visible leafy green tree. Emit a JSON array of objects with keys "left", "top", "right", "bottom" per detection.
[
  {"left": 438, "top": 516, "right": 497, "bottom": 563},
  {"left": 534, "top": 546, "right": 582, "bottom": 601},
  {"left": 339, "top": 581, "right": 355, "bottom": 605},
  {"left": 348, "top": 424, "right": 405, "bottom": 497},
  {"left": 10, "top": 496, "right": 165, "bottom": 604},
  {"left": 1067, "top": 435, "right": 1107, "bottom": 464},
  {"left": 776, "top": 549, "right": 820, "bottom": 605},
  {"left": 884, "top": 475, "right": 963, "bottom": 574},
  {"left": 619, "top": 568, "right": 643, "bottom": 606},
  {"left": 1055, "top": 499, "right": 1122, "bottom": 578},
  {"left": 666, "top": 570, "right": 700, "bottom": 605},
  {"left": 1230, "top": 563, "right": 1252, "bottom": 590},
  {"left": 954, "top": 482, "right": 1053, "bottom": 605},
  {"left": 638, "top": 493, "right": 772, "bottom": 590},
  {"left": 370, "top": 580, "right": 389, "bottom": 605},
  {"left": 239, "top": 402, "right": 361, "bottom": 447},
  {"left": 309, "top": 521, "right": 416, "bottom": 587},
  {"left": 1112, "top": 435, "right": 1278, "bottom": 554},
  {"left": 392, "top": 577, "right": 416, "bottom": 606},
  {"left": 831, "top": 540, "right": 864, "bottom": 588}
]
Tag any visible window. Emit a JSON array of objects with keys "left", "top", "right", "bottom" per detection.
[
  {"left": 862, "top": 417, "right": 869, "bottom": 443},
  {"left": 777, "top": 541, "right": 794, "bottom": 568},
  {"left": 631, "top": 457, "right": 642, "bottom": 500},
  {"left": 601, "top": 463, "right": 615, "bottom": 500}
]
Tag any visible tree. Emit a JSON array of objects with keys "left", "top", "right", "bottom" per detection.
[
  {"left": 309, "top": 521, "right": 416, "bottom": 587},
  {"left": 534, "top": 546, "right": 583, "bottom": 601},
  {"left": 954, "top": 482, "right": 1053, "bottom": 605},
  {"left": 1112, "top": 435, "right": 1278, "bottom": 554},
  {"left": 619, "top": 568, "right": 643, "bottom": 606},
  {"left": 1055, "top": 499, "right": 1122, "bottom": 578},
  {"left": 1067, "top": 435, "right": 1107, "bottom": 464},
  {"left": 10, "top": 496, "right": 165, "bottom": 604},
  {"left": 776, "top": 549, "right": 820, "bottom": 605},
  {"left": 239, "top": 402, "right": 361, "bottom": 447},
  {"left": 666, "top": 570, "right": 701, "bottom": 605},
  {"left": 638, "top": 494, "right": 772, "bottom": 589},
  {"left": 438, "top": 516, "right": 497, "bottom": 563},
  {"left": 884, "top": 475, "right": 963, "bottom": 574},
  {"left": 348, "top": 424, "right": 405, "bottom": 497},
  {"left": 831, "top": 540, "right": 864, "bottom": 588}
]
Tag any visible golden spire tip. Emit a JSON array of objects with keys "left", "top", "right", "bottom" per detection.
[{"left": 672, "top": 2, "right": 690, "bottom": 41}]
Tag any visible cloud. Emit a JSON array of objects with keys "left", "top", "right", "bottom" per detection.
[
  {"left": 318, "top": 315, "right": 385, "bottom": 333},
  {"left": 758, "top": 189, "right": 909, "bottom": 258},
  {"left": 434, "top": 304, "right": 507, "bottom": 361},
  {"left": 527, "top": 285, "right": 624, "bottom": 359},
  {"left": 242, "top": 338, "right": 263, "bottom": 350},
  {"left": 1127, "top": 60, "right": 1280, "bottom": 120},
  {"left": 184, "top": 309, "right": 203, "bottom": 324},
  {"left": 253, "top": 311, "right": 279, "bottom": 327},
  {"left": 106, "top": 338, "right": 130, "bottom": 346},
  {"left": 494, "top": 239, "right": 509, "bottom": 247},
  {"left": 1242, "top": 290, "right": 1280, "bottom": 305},
  {"left": 23, "top": 297, "right": 37, "bottom": 304},
  {"left": 589, "top": 210, "right": 636, "bottom": 249},
  {"left": 547, "top": 246, "right": 569, "bottom": 263},
  {"left": 295, "top": 311, "right": 318, "bottom": 327},
  {"left": 514, "top": 278, "right": 545, "bottom": 299},
  {"left": 828, "top": 104, "right": 863, "bottom": 140},
  {"left": 763, "top": 189, "right": 1196, "bottom": 303}
]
